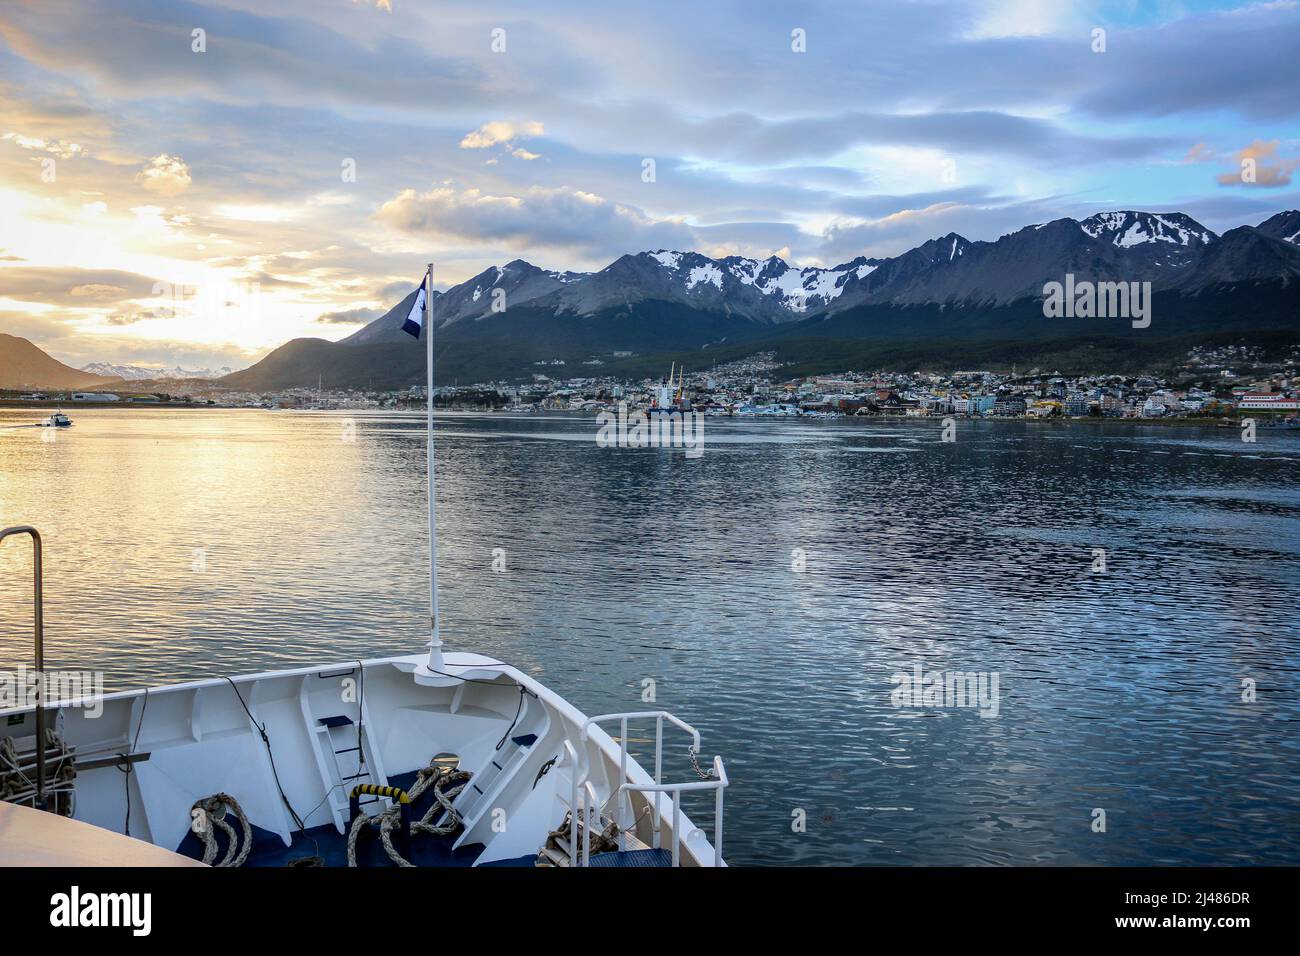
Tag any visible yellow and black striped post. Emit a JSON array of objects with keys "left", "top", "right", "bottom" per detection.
[{"left": 349, "top": 784, "right": 413, "bottom": 860}]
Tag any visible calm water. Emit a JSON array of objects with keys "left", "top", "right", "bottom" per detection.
[{"left": 2, "top": 407, "right": 1299, "bottom": 865}]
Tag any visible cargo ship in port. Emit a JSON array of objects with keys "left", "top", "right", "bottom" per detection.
[{"left": 649, "top": 363, "right": 690, "bottom": 417}]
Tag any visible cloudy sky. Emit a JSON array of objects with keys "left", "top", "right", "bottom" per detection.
[{"left": 1, "top": 0, "right": 1297, "bottom": 370}]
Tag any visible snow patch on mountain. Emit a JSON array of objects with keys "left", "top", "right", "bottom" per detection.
[
  {"left": 686, "top": 263, "right": 723, "bottom": 290},
  {"left": 1080, "top": 211, "right": 1215, "bottom": 248}
]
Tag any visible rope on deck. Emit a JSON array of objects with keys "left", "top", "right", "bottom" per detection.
[
  {"left": 190, "top": 792, "right": 254, "bottom": 867},
  {"left": 345, "top": 762, "right": 472, "bottom": 867},
  {"left": 0, "top": 729, "right": 77, "bottom": 815}
]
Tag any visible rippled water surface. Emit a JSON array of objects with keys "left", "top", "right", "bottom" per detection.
[{"left": 2, "top": 407, "right": 1298, "bottom": 865}]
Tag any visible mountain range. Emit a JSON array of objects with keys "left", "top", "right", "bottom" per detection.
[
  {"left": 221, "top": 209, "right": 1300, "bottom": 389},
  {"left": 6, "top": 210, "right": 1300, "bottom": 391},
  {"left": 79, "top": 362, "right": 236, "bottom": 381},
  {"left": 0, "top": 341, "right": 237, "bottom": 391}
]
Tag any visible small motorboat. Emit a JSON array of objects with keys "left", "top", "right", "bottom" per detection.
[{"left": 42, "top": 410, "right": 72, "bottom": 427}]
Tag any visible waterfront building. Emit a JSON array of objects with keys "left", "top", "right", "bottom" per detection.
[
  {"left": 1239, "top": 393, "right": 1300, "bottom": 411},
  {"left": 992, "top": 396, "right": 1026, "bottom": 416}
]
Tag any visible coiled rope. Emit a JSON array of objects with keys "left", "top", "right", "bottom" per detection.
[
  {"left": 345, "top": 761, "right": 472, "bottom": 867},
  {"left": 190, "top": 792, "right": 254, "bottom": 867},
  {"left": 0, "top": 728, "right": 77, "bottom": 815}
]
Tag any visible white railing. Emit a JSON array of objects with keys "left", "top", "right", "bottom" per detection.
[
  {"left": 616, "top": 755, "right": 728, "bottom": 866},
  {"left": 572, "top": 711, "right": 728, "bottom": 867}
]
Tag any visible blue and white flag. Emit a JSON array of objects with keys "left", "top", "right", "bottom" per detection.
[{"left": 401, "top": 286, "right": 427, "bottom": 338}]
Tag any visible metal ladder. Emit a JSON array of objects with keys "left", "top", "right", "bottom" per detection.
[{"left": 299, "top": 669, "right": 389, "bottom": 832}]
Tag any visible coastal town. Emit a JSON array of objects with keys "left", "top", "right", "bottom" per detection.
[{"left": 7, "top": 346, "right": 1299, "bottom": 425}]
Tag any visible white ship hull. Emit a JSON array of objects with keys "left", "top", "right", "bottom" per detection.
[{"left": 1, "top": 652, "right": 725, "bottom": 868}]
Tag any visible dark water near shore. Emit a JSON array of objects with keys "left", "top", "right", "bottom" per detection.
[{"left": 2, "top": 407, "right": 1299, "bottom": 865}]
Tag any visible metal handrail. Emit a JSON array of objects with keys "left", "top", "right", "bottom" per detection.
[
  {"left": 581, "top": 781, "right": 599, "bottom": 865},
  {"left": 0, "top": 526, "right": 46, "bottom": 810},
  {"left": 580, "top": 711, "right": 701, "bottom": 834},
  {"left": 560, "top": 739, "right": 582, "bottom": 862},
  {"left": 558, "top": 740, "right": 606, "bottom": 867},
  {"left": 576, "top": 711, "right": 726, "bottom": 866},
  {"left": 617, "top": 756, "right": 728, "bottom": 866}
]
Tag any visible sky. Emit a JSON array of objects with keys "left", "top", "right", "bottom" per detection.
[{"left": 0, "top": 0, "right": 1297, "bottom": 371}]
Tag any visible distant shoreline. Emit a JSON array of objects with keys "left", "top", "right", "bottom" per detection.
[
  {"left": 0, "top": 399, "right": 212, "bottom": 409},
  {"left": 1, "top": 401, "right": 1292, "bottom": 431}
]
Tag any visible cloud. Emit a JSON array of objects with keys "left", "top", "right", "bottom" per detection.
[
  {"left": 0, "top": 309, "right": 77, "bottom": 342},
  {"left": 374, "top": 183, "right": 697, "bottom": 257},
  {"left": 315, "top": 306, "right": 381, "bottom": 325},
  {"left": 2, "top": 0, "right": 1298, "bottom": 364},
  {"left": 2, "top": 131, "right": 83, "bottom": 158},
  {"left": 136, "top": 153, "right": 191, "bottom": 196},
  {"left": 69, "top": 283, "right": 129, "bottom": 299},
  {"left": 376, "top": 279, "right": 419, "bottom": 300},
  {"left": 459, "top": 121, "right": 545, "bottom": 150},
  {"left": 815, "top": 196, "right": 1079, "bottom": 262},
  {"left": 44, "top": 333, "right": 259, "bottom": 370},
  {"left": 964, "top": 0, "right": 1081, "bottom": 39},
  {"left": 1216, "top": 140, "right": 1299, "bottom": 188},
  {"left": 566, "top": 102, "right": 1175, "bottom": 167},
  {"left": 0, "top": 266, "right": 162, "bottom": 305},
  {"left": 1072, "top": 4, "right": 1300, "bottom": 121}
]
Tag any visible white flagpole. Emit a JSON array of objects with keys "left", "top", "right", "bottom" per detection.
[{"left": 425, "top": 262, "right": 444, "bottom": 672}]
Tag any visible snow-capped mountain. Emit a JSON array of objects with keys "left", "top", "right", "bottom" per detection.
[
  {"left": 80, "top": 362, "right": 235, "bottom": 380},
  {"left": 436, "top": 259, "right": 586, "bottom": 326},
  {"left": 1167, "top": 225, "right": 1300, "bottom": 292},
  {"left": 538, "top": 249, "right": 891, "bottom": 322},
  {"left": 337, "top": 209, "right": 1299, "bottom": 342},
  {"left": 341, "top": 260, "right": 587, "bottom": 344},
  {"left": 1079, "top": 211, "right": 1217, "bottom": 250},
  {"left": 638, "top": 250, "right": 886, "bottom": 315},
  {"left": 835, "top": 213, "right": 1221, "bottom": 308},
  {"left": 1255, "top": 210, "right": 1300, "bottom": 246},
  {"left": 222, "top": 208, "right": 1300, "bottom": 391}
]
